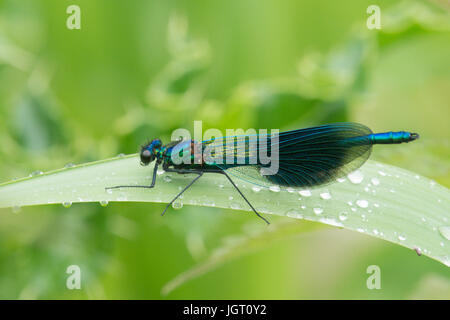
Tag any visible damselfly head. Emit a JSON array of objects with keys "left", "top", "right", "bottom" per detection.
[{"left": 140, "top": 139, "right": 162, "bottom": 166}]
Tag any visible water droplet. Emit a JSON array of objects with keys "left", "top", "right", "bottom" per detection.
[
  {"left": 414, "top": 247, "right": 422, "bottom": 256},
  {"left": 319, "top": 218, "right": 343, "bottom": 227},
  {"left": 157, "top": 169, "right": 165, "bottom": 175},
  {"left": 218, "top": 184, "right": 224, "bottom": 189},
  {"left": 30, "top": 170, "right": 43, "bottom": 177},
  {"left": 100, "top": 200, "right": 109, "bottom": 207},
  {"left": 62, "top": 201, "right": 72, "bottom": 208},
  {"left": 106, "top": 189, "right": 113, "bottom": 194},
  {"left": 286, "top": 209, "right": 302, "bottom": 219},
  {"left": 347, "top": 170, "right": 364, "bottom": 184},
  {"left": 228, "top": 196, "right": 234, "bottom": 201},
  {"left": 163, "top": 176, "right": 172, "bottom": 183},
  {"left": 339, "top": 212, "right": 348, "bottom": 221},
  {"left": 441, "top": 256, "right": 450, "bottom": 267},
  {"left": 204, "top": 200, "right": 216, "bottom": 207},
  {"left": 378, "top": 171, "right": 387, "bottom": 176},
  {"left": 320, "top": 192, "right": 331, "bottom": 200},
  {"left": 286, "top": 187, "right": 295, "bottom": 193},
  {"left": 438, "top": 226, "right": 450, "bottom": 241},
  {"left": 356, "top": 228, "right": 365, "bottom": 233},
  {"left": 12, "top": 206, "right": 21, "bottom": 214},
  {"left": 172, "top": 199, "right": 183, "bottom": 209},
  {"left": 230, "top": 202, "right": 241, "bottom": 210},
  {"left": 252, "top": 186, "right": 261, "bottom": 192},
  {"left": 313, "top": 207, "right": 323, "bottom": 215},
  {"left": 336, "top": 177, "right": 346, "bottom": 183},
  {"left": 374, "top": 203, "right": 380, "bottom": 208},
  {"left": 371, "top": 178, "right": 380, "bottom": 186},
  {"left": 258, "top": 207, "right": 269, "bottom": 213},
  {"left": 64, "top": 163, "right": 75, "bottom": 169},
  {"left": 356, "top": 199, "right": 369, "bottom": 208},
  {"left": 298, "top": 190, "right": 311, "bottom": 197},
  {"left": 117, "top": 195, "right": 128, "bottom": 201},
  {"left": 373, "top": 229, "right": 379, "bottom": 235},
  {"left": 398, "top": 234, "right": 406, "bottom": 241},
  {"left": 117, "top": 153, "right": 125, "bottom": 158},
  {"left": 269, "top": 186, "right": 280, "bottom": 192}
]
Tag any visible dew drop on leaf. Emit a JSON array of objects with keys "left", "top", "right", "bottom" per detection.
[
  {"left": 269, "top": 186, "right": 280, "bottom": 192},
  {"left": 414, "top": 247, "right": 422, "bottom": 256},
  {"left": 62, "top": 201, "right": 72, "bottom": 208},
  {"left": 320, "top": 192, "right": 331, "bottom": 200},
  {"left": 172, "top": 199, "right": 183, "bottom": 209},
  {"left": 438, "top": 226, "right": 450, "bottom": 241},
  {"left": 356, "top": 199, "right": 369, "bottom": 208},
  {"left": 313, "top": 207, "right": 323, "bottom": 215},
  {"left": 230, "top": 202, "right": 241, "bottom": 210},
  {"left": 347, "top": 170, "right": 364, "bottom": 184},
  {"left": 286, "top": 209, "right": 301, "bottom": 218},
  {"left": 252, "top": 186, "right": 261, "bottom": 193},
  {"left": 30, "top": 170, "right": 44, "bottom": 177},
  {"left": 339, "top": 212, "right": 348, "bottom": 221},
  {"left": 298, "top": 190, "right": 311, "bottom": 197}
]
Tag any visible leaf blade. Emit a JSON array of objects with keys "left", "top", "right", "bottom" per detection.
[{"left": 0, "top": 155, "right": 448, "bottom": 268}]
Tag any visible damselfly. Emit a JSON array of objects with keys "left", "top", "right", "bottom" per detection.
[{"left": 106, "top": 123, "right": 419, "bottom": 224}]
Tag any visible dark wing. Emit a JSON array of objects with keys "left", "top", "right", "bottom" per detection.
[{"left": 203, "top": 123, "right": 373, "bottom": 189}]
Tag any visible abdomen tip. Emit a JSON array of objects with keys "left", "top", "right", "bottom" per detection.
[{"left": 410, "top": 132, "right": 420, "bottom": 141}]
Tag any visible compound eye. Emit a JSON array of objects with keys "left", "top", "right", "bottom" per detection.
[
  {"left": 142, "top": 149, "right": 151, "bottom": 158},
  {"left": 140, "top": 149, "right": 152, "bottom": 165}
]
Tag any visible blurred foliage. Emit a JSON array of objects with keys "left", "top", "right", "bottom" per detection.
[{"left": 0, "top": 0, "right": 448, "bottom": 299}]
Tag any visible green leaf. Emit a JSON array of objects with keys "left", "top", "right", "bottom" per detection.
[{"left": 0, "top": 155, "right": 449, "bottom": 273}]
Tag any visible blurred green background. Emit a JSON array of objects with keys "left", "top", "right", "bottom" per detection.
[{"left": 0, "top": 0, "right": 449, "bottom": 299}]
